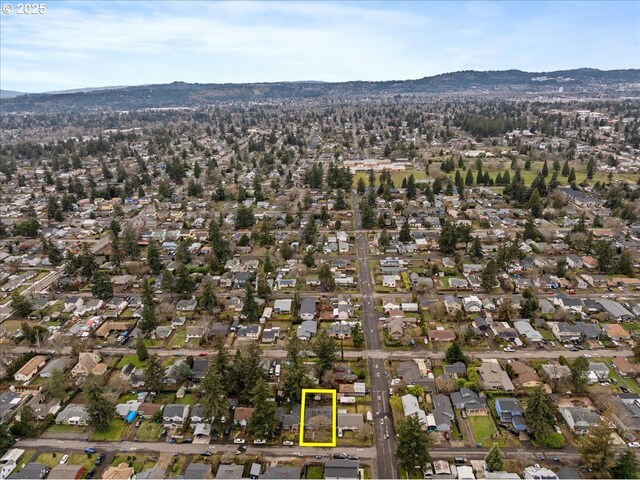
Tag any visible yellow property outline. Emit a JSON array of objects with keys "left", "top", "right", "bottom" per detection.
[{"left": 299, "top": 388, "right": 337, "bottom": 447}]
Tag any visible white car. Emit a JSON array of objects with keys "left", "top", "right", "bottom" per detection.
[
  {"left": 59, "top": 454, "right": 69, "bottom": 465},
  {"left": 233, "top": 438, "right": 246, "bottom": 444},
  {"left": 503, "top": 347, "right": 515, "bottom": 352},
  {"left": 628, "top": 442, "right": 640, "bottom": 448},
  {"left": 582, "top": 353, "right": 592, "bottom": 358},
  {"left": 282, "top": 440, "right": 294, "bottom": 446},
  {"left": 253, "top": 439, "right": 266, "bottom": 445}
]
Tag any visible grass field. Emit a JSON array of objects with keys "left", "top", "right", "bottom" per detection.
[
  {"left": 89, "top": 419, "right": 126, "bottom": 441},
  {"left": 353, "top": 169, "right": 428, "bottom": 188},
  {"left": 467, "top": 415, "right": 501, "bottom": 447},
  {"left": 136, "top": 421, "right": 164, "bottom": 441},
  {"left": 306, "top": 465, "right": 323, "bottom": 479},
  {"left": 116, "top": 355, "right": 147, "bottom": 369}
]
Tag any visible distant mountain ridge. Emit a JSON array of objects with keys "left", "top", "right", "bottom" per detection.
[{"left": 2, "top": 68, "right": 638, "bottom": 113}]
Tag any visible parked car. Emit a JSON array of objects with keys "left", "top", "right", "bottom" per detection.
[
  {"left": 233, "top": 438, "right": 246, "bottom": 444},
  {"left": 86, "top": 469, "right": 96, "bottom": 479},
  {"left": 135, "top": 420, "right": 142, "bottom": 428},
  {"left": 236, "top": 445, "right": 247, "bottom": 455},
  {"left": 84, "top": 447, "right": 96, "bottom": 454},
  {"left": 282, "top": 440, "right": 294, "bottom": 446},
  {"left": 59, "top": 454, "right": 69, "bottom": 465},
  {"left": 201, "top": 451, "right": 213, "bottom": 457},
  {"left": 95, "top": 454, "right": 105, "bottom": 466},
  {"left": 628, "top": 442, "right": 640, "bottom": 448},
  {"left": 253, "top": 439, "right": 266, "bottom": 445}
]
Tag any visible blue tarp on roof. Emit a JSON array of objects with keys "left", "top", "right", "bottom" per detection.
[{"left": 125, "top": 410, "right": 138, "bottom": 423}]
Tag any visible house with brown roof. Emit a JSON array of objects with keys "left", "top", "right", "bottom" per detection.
[
  {"left": 428, "top": 329, "right": 456, "bottom": 343},
  {"left": 14, "top": 355, "right": 47, "bottom": 382},
  {"left": 137, "top": 403, "right": 163, "bottom": 418},
  {"left": 95, "top": 321, "right": 131, "bottom": 338},
  {"left": 613, "top": 357, "right": 640, "bottom": 378},
  {"left": 509, "top": 361, "right": 541, "bottom": 388},
  {"left": 70, "top": 352, "right": 105, "bottom": 378},
  {"left": 48, "top": 464, "right": 85, "bottom": 479},
  {"left": 233, "top": 407, "right": 254, "bottom": 426},
  {"left": 603, "top": 324, "right": 631, "bottom": 340},
  {"left": 102, "top": 462, "right": 134, "bottom": 480}
]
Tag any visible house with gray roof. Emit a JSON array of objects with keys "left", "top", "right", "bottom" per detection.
[
  {"left": 432, "top": 394, "right": 454, "bottom": 432},
  {"left": 560, "top": 407, "right": 600, "bottom": 434},
  {"left": 324, "top": 460, "right": 359, "bottom": 480},
  {"left": 451, "top": 388, "right": 487, "bottom": 413},
  {"left": 163, "top": 404, "right": 189, "bottom": 426},
  {"left": 215, "top": 464, "right": 244, "bottom": 479},
  {"left": 300, "top": 297, "right": 317, "bottom": 321},
  {"left": 259, "top": 466, "right": 301, "bottom": 479},
  {"left": 297, "top": 320, "right": 317, "bottom": 340}
]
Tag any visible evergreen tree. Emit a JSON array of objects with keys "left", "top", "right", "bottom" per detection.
[
  {"left": 90, "top": 270, "right": 113, "bottom": 300},
  {"left": 241, "top": 282, "right": 260, "bottom": 322},
  {"left": 357, "top": 177, "right": 366, "bottom": 195},
  {"left": 302, "top": 218, "right": 317, "bottom": 245},
  {"left": 378, "top": 228, "right": 391, "bottom": 252},
  {"left": 84, "top": 374, "right": 115, "bottom": 432},
  {"left": 445, "top": 341, "right": 466, "bottom": 364},
  {"left": 524, "top": 386, "right": 556, "bottom": 438},
  {"left": 586, "top": 157, "right": 597, "bottom": 180},
  {"left": 541, "top": 160, "right": 549, "bottom": 178},
  {"left": 282, "top": 337, "right": 312, "bottom": 403},
  {"left": 199, "top": 280, "right": 218, "bottom": 312},
  {"left": 471, "top": 236, "right": 483, "bottom": 259},
  {"left": 481, "top": 260, "right": 498, "bottom": 292},
  {"left": 617, "top": 250, "right": 634, "bottom": 275},
  {"left": 485, "top": 445, "right": 505, "bottom": 472},
  {"left": 352, "top": 322, "right": 365, "bottom": 348},
  {"left": 136, "top": 337, "right": 149, "bottom": 362},
  {"left": 280, "top": 242, "right": 293, "bottom": 261},
  {"left": 438, "top": 221, "right": 458, "bottom": 255},
  {"left": 561, "top": 160, "right": 570, "bottom": 177},
  {"left": 200, "top": 364, "right": 229, "bottom": 425},
  {"left": 611, "top": 449, "right": 638, "bottom": 479},
  {"left": 144, "top": 355, "right": 163, "bottom": 392},
  {"left": 46, "top": 369, "right": 69, "bottom": 400},
  {"left": 247, "top": 378, "right": 277, "bottom": 439},
  {"left": 579, "top": 419, "right": 615, "bottom": 478},
  {"left": 121, "top": 225, "right": 140, "bottom": 260},
  {"left": 528, "top": 188, "right": 543, "bottom": 218},
  {"left": 147, "top": 241, "right": 163, "bottom": 274},
  {"left": 568, "top": 167, "right": 576, "bottom": 184},
  {"left": 313, "top": 330, "right": 338, "bottom": 382},
  {"left": 465, "top": 169, "right": 474, "bottom": 186},
  {"left": 406, "top": 174, "right": 417, "bottom": 200},
  {"left": 571, "top": 356, "right": 589, "bottom": 392},
  {"left": 303, "top": 248, "right": 315, "bottom": 268},
  {"left": 360, "top": 201, "right": 375, "bottom": 229},
  {"left": 10, "top": 292, "right": 32, "bottom": 317},
  {"left": 334, "top": 189, "right": 347, "bottom": 210},
  {"left": 396, "top": 415, "right": 432, "bottom": 473},
  {"left": 318, "top": 263, "right": 335, "bottom": 292},
  {"left": 399, "top": 221, "right": 412, "bottom": 243}
]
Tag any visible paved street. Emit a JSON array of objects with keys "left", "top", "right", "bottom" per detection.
[{"left": 353, "top": 191, "right": 398, "bottom": 480}]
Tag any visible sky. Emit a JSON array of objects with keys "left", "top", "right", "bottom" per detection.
[{"left": 1, "top": 1, "right": 639, "bottom": 93}]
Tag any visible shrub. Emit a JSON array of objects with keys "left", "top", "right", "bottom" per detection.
[{"left": 538, "top": 432, "right": 565, "bottom": 449}]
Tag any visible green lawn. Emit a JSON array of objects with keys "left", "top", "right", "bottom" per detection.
[
  {"left": 34, "top": 452, "right": 65, "bottom": 469},
  {"left": 136, "top": 421, "right": 164, "bottom": 441},
  {"left": 467, "top": 415, "right": 501, "bottom": 447},
  {"left": 306, "top": 465, "right": 323, "bottom": 479},
  {"left": 12, "top": 450, "right": 35, "bottom": 473},
  {"left": 68, "top": 452, "right": 99, "bottom": 473},
  {"left": 167, "top": 329, "right": 187, "bottom": 348},
  {"left": 111, "top": 454, "right": 157, "bottom": 473},
  {"left": 89, "top": 419, "right": 127, "bottom": 441},
  {"left": 46, "top": 424, "right": 84, "bottom": 434},
  {"left": 116, "top": 355, "right": 147, "bottom": 369},
  {"left": 353, "top": 169, "right": 428, "bottom": 188}
]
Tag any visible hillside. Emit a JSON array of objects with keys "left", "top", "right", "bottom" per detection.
[{"left": 1, "top": 68, "right": 638, "bottom": 113}]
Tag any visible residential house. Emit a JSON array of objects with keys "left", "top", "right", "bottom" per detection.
[
  {"left": 523, "top": 465, "right": 558, "bottom": 480},
  {"left": 450, "top": 388, "right": 487, "bottom": 414},
  {"left": 300, "top": 297, "right": 317, "bottom": 321},
  {"left": 495, "top": 398, "right": 526, "bottom": 431},
  {"left": 176, "top": 298, "right": 198, "bottom": 312},
  {"left": 259, "top": 466, "right": 301, "bottom": 480},
  {"left": 215, "top": 464, "right": 245, "bottom": 480},
  {"left": 328, "top": 322, "right": 352, "bottom": 339},
  {"left": 428, "top": 329, "right": 456, "bottom": 343},
  {"left": 560, "top": 407, "right": 600, "bottom": 434},
  {"left": 8, "top": 463, "right": 49, "bottom": 480},
  {"left": 38, "top": 357, "right": 72, "bottom": 378},
  {"left": 14, "top": 355, "right": 47, "bottom": 382},
  {"left": 183, "top": 463, "right": 213, "bottom": 480},
  {"left": 401, "top": 394, "right": 427, "bottom": 427},
  {"left": 163, "top": 404, "right": 189, "bottom": 427},
  {"left": 297, "top": 320, "right": 317, "bottom": 341},
  {"left": 233, "top": 407, "right": 254, "bottom": 427},
  {"left": 513, "top": 321, "right": 544, "bottom": 343},
  {"left": 70, "top": 352, "right": 102, "bottom": 378},
  {"left": 598, "top": 299, "right": 635, "bottom": 322},
  {"left": 382, "top": 275, "right": 397, "bottom": 288},
  {"left": 478, "top": 362, "right": 515, "bottom": 391},
  {"left": 443, "top": 362, "right": 467, "bottom": 379},
  {"left": 48, "top": 464, "right": 85, "bottom": 480},
  {"left": 510, "top": 361, "right": 541, "bottom": 389},
  {"left": 55, "top": 404, "right": 88, "bottom": 426},
  {"left": 432, "top": 394, "right": 454, "bottom": 432},
  {"left": 603, "top": 324, "right": 631, "bottom": 341},
  {"left": 540, "top": 363, "right": 572, "bottom": 381},
  {"left": 23, "top": 392, "right": 61, "bottom": 420},
  {"left": 102, "top": 463, "right": 134, "bottom": 480},
  {"left": 324, "top": 460, "right": 359, "bottom": 480},
  {"left": 587, "top": 362, "right": 609, "bottom": 384},
  {"left": 386, "top": 319, "right": 404, "bottom": 341},
  {"left": 612, "top": 357, "right": 640, "bottom": 378},
  {"left": 273, "top": 299, "right": 293, "bottom": 314}
]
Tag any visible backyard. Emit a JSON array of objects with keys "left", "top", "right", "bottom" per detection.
[{"left": 467, "top": 415, "right": 504, "bottom": 447}]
